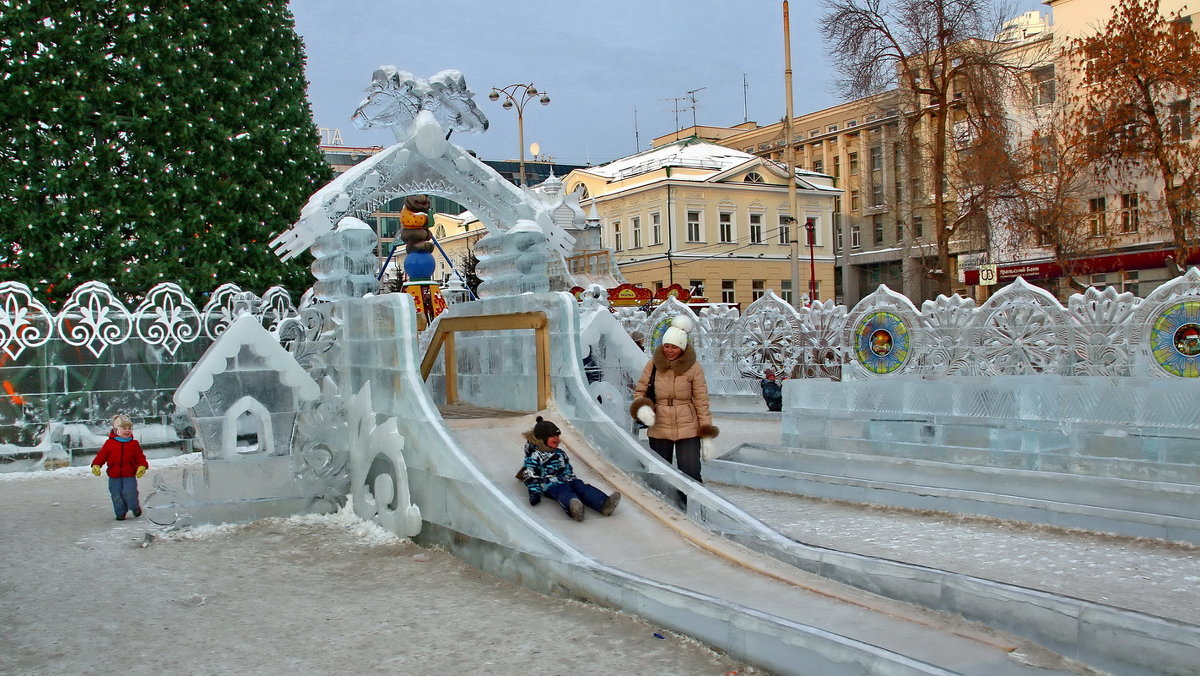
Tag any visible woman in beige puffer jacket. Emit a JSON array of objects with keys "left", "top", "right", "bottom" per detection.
[{"left": 629, "top": 317, "right": 718, "bottom": 482}]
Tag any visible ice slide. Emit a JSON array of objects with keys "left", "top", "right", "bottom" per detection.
[{"left": 330, "top": 293, "right": 1097, "bottom": 676}]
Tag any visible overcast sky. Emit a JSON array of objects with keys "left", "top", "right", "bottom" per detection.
[{"left": 289, "top": 0, "right": 1050, "bottom": 167}]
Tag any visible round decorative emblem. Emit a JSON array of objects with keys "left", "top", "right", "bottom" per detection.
[
  {"left": 854, "top": 311, "right": 910, "bottom": 374},
  {"left": 1150, "top": 301, "right": 1200, "bottom": 377}
]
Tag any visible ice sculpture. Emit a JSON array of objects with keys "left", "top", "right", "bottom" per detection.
[
  {"left": 310, "top": 217, "right": 379, "bottom": 302},
  {"left": 158, "top": 312, "right": 338, "bottom": 526},
  {"left": 268, "top": 68, "right": 575, "bottom": 300}
]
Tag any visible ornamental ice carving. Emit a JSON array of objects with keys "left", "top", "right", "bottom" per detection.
[
  {"left": 0, "top": 281, "right": 53, "bottom": 361},
  {"left": 970, "top": 278, "right": 1073, "bottom": 375},
  {"left": 134, "top": 283, "right": 201, "bottom": 356},
  {"left": 1067, "top": 285, "right": 1140, "bottom": 376},
  {"left": 735, "top": 291, "right": 802, "bottom": 378},
  {"left": 56, "top": 281, "right": 132, "bottom": 358}
]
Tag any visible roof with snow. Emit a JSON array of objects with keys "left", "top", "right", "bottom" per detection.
[
  {"left": 174, "top": 313, "right": 321, "bottom": 409},
  {"left": 576, "top": 136, "right": 838, "bottom": 193}
]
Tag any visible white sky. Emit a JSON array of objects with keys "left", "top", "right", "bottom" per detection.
[{"left": 289, "top": 0, "right": 1051, "bottom": 167}]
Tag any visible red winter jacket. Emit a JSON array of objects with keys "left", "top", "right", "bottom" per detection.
[{"left": 93, "top": 431, "right": 148, "bottom": 478}]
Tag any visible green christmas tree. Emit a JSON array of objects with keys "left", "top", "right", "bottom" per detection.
[{"left": 0, "top": 1, "right": 331, "bottom": 305}]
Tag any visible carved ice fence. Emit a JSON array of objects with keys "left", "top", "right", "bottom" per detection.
[
  {"left": 609, "top": 269, "right": 1200, "bottom": 384},
  {"left": 0, "top": 280, "right": 299, "bottom": 463}
]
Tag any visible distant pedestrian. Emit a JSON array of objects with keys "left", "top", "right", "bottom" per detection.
[
  {"left": 91, "top": 414, "right": 148, "bottom": 521},
  {"left": 516, "top": 416, "right": 620, "bottom": 522},
  {"left": 760, "top": 369, "right": 783, "bottom": 412}
]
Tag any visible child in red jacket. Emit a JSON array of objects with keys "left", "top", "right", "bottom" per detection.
[{"left": 91, "top": 414, "right": 149, "bottom": 521}]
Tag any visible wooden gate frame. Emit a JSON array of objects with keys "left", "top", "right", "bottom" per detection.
[{"left": 419, "top": 312, "right": 551, "bottom": 410}]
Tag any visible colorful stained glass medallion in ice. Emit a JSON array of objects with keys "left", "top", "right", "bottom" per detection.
[
  {"left": 855, "top": 311, "right": 910, "bottom": 374},
  {"left": 1151, "top": 301, "right": 1200, "bottom": 377}
]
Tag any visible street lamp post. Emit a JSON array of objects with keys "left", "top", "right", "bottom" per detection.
[
  {"left": 488, "top": 83, "right": 551, "bottom": 187},
  {"left": 805, "top": 217, "right": 817, "bottom": 301}
]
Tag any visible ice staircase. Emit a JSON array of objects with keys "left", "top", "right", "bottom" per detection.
[{"left": 706, "top": 442, "right": 1200, "bottom": 545}]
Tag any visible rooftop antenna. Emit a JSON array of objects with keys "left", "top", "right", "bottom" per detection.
[
  {"left": 634, "top": 106, "right": 641, "bottom": 152},
  {"left": 686, "top": 87, "right": 706, "bottom": 128},
  {"left": 664, "top": 96, "right": 687, "bottom": 141},
  {"left": 742, "top": 74, "right": 749, "bottom": 123}
]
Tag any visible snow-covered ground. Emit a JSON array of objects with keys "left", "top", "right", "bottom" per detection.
[
  {"left": 0, "top": 456, "right": 758, "bottom": 675},
  {"left": 5, "top": 415, "right": 1197, "bottom": 674}
]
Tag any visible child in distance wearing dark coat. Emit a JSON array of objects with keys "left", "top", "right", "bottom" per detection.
[{"left": 516, "top": 417, "right": 620, "bottom": 522}]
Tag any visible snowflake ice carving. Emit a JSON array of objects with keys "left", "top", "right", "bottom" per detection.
[
  {"left": 969, "top": 278, "right": 1073, "bottom": 375},
  {"left": 56, "top": 281, "right": 133, "bottom": 358},
  {"left": 697, "top": 303, "right": 739, "bottom": 363},
  {"left": 134, "top": 283, "right": 201, "bottom": 356},
  {"left": 798, "top": 298, "right": 849, "bottom": 378},
  {"left": 1067, "top": 285, "right": 1140, "bottom": 376},
  {"left": 919, "top": 293, "right": 977, "bottom": 375},
  {"left": 734, "top": 291, "right": 802, "bottom": 377},
  {"left": 0, "top": 281, "right": 53, "bottom": 361}
]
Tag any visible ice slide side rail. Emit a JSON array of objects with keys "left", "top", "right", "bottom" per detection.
[{"left": 334, "top": 293, "right": 975, "bottom": 675}]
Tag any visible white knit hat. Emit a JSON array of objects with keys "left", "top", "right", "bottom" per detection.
[{"left": 661, "top": 314, "right": 694, "bottom": 350}]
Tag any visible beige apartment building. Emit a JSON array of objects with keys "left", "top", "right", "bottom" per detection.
[
  {"left": 718, "top": 1, "right": 1199, "bottom": 304},
  {"left": 562, "top": 137, "right": 839, "bottom": 308}
]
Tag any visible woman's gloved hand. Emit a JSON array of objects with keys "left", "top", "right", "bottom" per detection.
[{"left": 636, "top": 405, "right": 656, "bottom": 427}]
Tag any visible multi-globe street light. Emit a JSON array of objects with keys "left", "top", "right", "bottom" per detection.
[{"left": 488, "top": 83, "right": 550, "bottom": 187}]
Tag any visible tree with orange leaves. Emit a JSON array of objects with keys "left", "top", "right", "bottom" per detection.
[{"left": 1066, "top": 0, "right": 1200, "bottom": 269}]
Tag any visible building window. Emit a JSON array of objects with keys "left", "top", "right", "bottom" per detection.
[
  {"left": 749, "top": 213, "right": 764, "bottom": 244},
  {"left": 686, "top": 210, "right": 703, "bottom": 242},
  {"left": 1169, "top": 99, "right": 1192, "bottom": 142},
  {"left": 1088, "top": 197, "right": 1107, "bottom": 237},
  {"left": 851, "top": 190, "right": 861, "bottom": 212},
  {"left": 780, "top": 280, "right": 793, "bottom": 304},
  {"left": 721, "top": 279, "right": 735, "bottom": 304},
  {"left": 689, "top": 279, "right": 705, "bottom": 297},
  {"left": 832, "top": 155, "right": 840, "bottom": 178},
  {"left": 719, "top": 212, "right": 734, "bottom": 243},
  {"left": 651, "top": 212, "right": 662, "bottom": 244},
  {"left": 752, "top": 279, "right": 766, "bottom": 301},
  {"left": 778, "top": 215, "right": 791, "bottom": 245},
  {"left": 913, "top": 215, "right": 924, "bottom": 239},
  {"left": 873, "top": 215, "right": 884, "bottom": 245},
  {"left": 870, "top": 145, "right": 883, "bottom": 172},
  {"left": 895, "top": 220, "right": 904, "bottom": 242},
  {"left": 871, "top": 182, "right": 884, "bottom": 207},
  {"left": 827, "top": 124, "right": 838, "bottom": 133},
  {"left": 1032, "top": 65, "right": 1055, "bottom": 106},
  {"left": 631, "top": 216, "right": 641, "bottom": 248},
  {"left": 851, "top": 225, "right": 861, "bottom": 249},
  {"left": 811, "top": 280, "right": 821, "bottom": 300},
  {"left": 612, "top": 221, "right": 622, "bottom": 251},
  {"left": 1120, "top": 193, "right": 1139, "bottom": 233},
  {"left": 744, "top": 171, "right": 765, "bottom": 183},
  {"left": 849, "top": 152, "right": 860, "bottom": 175},
  {"left": 812, "top": 159, "right": 823, "bottom": 173},
  {"left": 835, "top": 226, "right": 843, "bottom": 252}
]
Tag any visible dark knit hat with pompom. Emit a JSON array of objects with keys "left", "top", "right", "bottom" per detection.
[{"left": 532, "top": 416, "right": 561, "bottom": 442}]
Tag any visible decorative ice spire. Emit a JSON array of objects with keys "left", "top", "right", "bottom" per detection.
[{"left": 351, "top": 67, "right": 490, "bottom": 142}]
